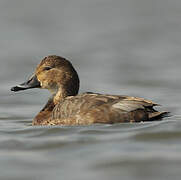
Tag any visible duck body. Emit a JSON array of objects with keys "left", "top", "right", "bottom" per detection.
[
  {"left": 11, "top": 55, "right": 168, "bottom": 125},
  {"left": 33, "top": 93, "right": 166, "bottom": 125}
]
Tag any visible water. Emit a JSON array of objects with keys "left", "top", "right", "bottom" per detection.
[{"left": 0, "top": 0, "right": 181, "bottom": 179}]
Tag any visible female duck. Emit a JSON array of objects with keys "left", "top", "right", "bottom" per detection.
[{"left": 11, "top": 55, "right": 168, "bottom": 125}]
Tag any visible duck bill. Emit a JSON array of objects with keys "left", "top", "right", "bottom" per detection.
[{"left": 11, "top": 75, "right": 41, "bottom": 92}]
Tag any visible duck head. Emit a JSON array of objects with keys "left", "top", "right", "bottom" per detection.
[{"left": 11, "top": 55, "right": 80, "bottom": 101}]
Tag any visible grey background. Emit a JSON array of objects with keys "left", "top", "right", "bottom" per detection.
[{"left": 0, "top": 1, "right": 181, "bottom": 180}]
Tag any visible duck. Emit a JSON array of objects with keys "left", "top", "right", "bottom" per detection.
[{"left": 11, "top": 55, "right": 168, "bottom": 125}]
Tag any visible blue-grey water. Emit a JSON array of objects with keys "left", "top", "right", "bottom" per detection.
[{"left": 0, "top": 0, "right": 181, "bottom": 180}]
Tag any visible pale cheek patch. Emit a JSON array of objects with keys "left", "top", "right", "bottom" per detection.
[{"left": 40, "top": 81, "right": 50, "bottom": 89}]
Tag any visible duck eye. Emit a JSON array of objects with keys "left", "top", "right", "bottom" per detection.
[{"left": 43, "top": 66, "right": 52, "bottom": 71}]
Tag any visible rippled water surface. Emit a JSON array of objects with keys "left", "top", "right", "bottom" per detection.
[{"left": 1, "top": 0, "right": 181, "bottom": 180}]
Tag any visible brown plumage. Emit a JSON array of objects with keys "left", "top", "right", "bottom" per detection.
[{"left": 11, "top": 55, "right": 168, "bottom": 125}]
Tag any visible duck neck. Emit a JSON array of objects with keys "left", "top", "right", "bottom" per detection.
[{"left": 53, "top": 87, "right": 69, "bottom": 105}]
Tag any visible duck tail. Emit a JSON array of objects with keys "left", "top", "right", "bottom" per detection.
[{"left": 148, "top": 111, "right": 170, "bottom": 121}]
